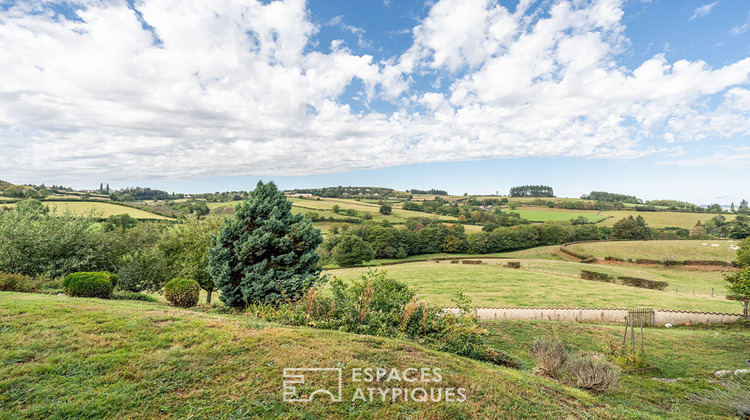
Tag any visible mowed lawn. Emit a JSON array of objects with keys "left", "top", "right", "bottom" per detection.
[
  {"left": 566, "top": 240, "right": 738, "bottom": 262},
  {"left": 5, "top": 201, "right": 170, "bottom": 220},
  {"left": 327, "top": 261, "right": 741, "bottom": 313}
]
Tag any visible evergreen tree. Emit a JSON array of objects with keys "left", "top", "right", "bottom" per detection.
[{"left": 207, "top": 181, "right": 323, "bottom": 308}]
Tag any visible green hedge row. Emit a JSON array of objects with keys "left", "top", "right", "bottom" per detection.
[
  {"left": 618, "top": 276, "right": 669, "bottom": 291},
  {"left": 580, "top": 270, "right": 614, "bottom": 282}
]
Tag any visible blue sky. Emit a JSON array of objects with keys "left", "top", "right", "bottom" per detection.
[{"left": 0, "top": 0, "right": 749, "bottom": 203}]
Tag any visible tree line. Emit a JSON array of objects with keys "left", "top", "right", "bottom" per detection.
[{"left": 509, "top": 185, "right": 554, "bottom": 197}]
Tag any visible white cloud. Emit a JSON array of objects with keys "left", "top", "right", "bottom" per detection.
[
  {"left": 690, "top": 1, "right": 719, "bottom": 21},
  {"left": 0, "top": 0, "right": 749, "bottom": 183},
  {"left": 731, "top": 11, "right": 750, "bottom": 35}
]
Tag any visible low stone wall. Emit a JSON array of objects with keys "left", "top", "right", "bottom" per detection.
[{"left": 444, "top": 307, "right": 744, "bottom": 325}]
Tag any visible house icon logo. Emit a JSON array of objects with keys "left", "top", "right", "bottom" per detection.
[{"left": 282, "top": 368, "right": 343, "bottom": 402}]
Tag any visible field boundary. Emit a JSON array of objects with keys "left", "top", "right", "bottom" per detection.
[{"left": 445, "top": 307, "right": 744, "bottom": 325}]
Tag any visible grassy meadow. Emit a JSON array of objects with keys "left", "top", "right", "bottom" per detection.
[
  {"left": 0, "top": 292, "right": 680, "bottom": 420},
  {"left": 484, "top": 319, "right": 750, "bottom": 419},
  {"left": 566, "top": 240, "right": 738, "bottom": 262},
  {"left": 326, "top": 260, "right": 740, "bottom": 313},
  {"left": 5, "top": 201, "right": 171, "bottom": 220}
]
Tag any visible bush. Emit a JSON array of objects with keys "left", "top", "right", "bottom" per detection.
[
  {"left": 163, "top": 278, "right": 200, "bottom": 308},
  {"left": 581, "top": 270, "right": 614, "bottom": 282},
  {"left": 559, "top": 354, "right": 620, "bottom": 392},
  {"left": 62, "top": 272, "right": 116, "bottom": 298},
  {"left": 530, "top": 338, "right": 567, "bottom": 376},
  {"left": 461, "top": 259, "right": 482, "bottom": 265},
  {"left": 0, "top": 272, "right": 35, "bottom": 292},
  {"left": 618, "top": 276, "right": 669, "bottom": 290},
  {"left": 113, "top": 290, "right": 158, "bottom": 302},
  {"left": 247, "top": 271, "right": 522, "bottom": 369},
  {"left": 691, "top": 379, "right": 750, "bottom": 419},
  {"left": 506, "top": 261, "right": 521, "bottom": 269}
]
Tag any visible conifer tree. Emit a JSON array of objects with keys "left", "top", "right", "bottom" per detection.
[{"left": 208, "top": 181, "right": 322, "bottom": 307}]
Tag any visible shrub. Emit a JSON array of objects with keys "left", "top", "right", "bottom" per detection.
[
  {"left": 530, "top": 338, "right": 567, "bottom": 376},
  {"left": 113, "top": 290, "right": 158, "bottom": 302},
  {"left": 559, "top": 354, "right": 620, "bottom": 392},
  {"left": 461, "top": 259, "right": 482, "bottom": 265},
  {"left": 618, "top": 276, "right": 669, "bottom": 291},
  {"left": 506, "top": 261, "right": 521, "bottom": 269},
  {"left": 580, "top": 257, "right": 597, "bottom": 264},
  {"left": 581, "top": 270, "right": 614, "bottom": 282},
  {"left": 450, "top": 259, "right": 459, "bottom": 264},
  {"left": 247, "top": 270, "right": 522, "bottom": 369},
  {"left": 0, "top": 272, "right": 35, "bottom": 292},
  {"left": 62, "top": 272, "right": 116, "bottom": 298},
  {"left": 691, "top": 379, "right": 750, "bottom": 419},
  {"left": 163, "top": 278, "right": 200, "bottom": 308}
]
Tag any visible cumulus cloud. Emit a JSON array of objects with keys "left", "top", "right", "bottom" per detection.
[{"left": 0, "top": 0, "right": 749, "bottom": 183}]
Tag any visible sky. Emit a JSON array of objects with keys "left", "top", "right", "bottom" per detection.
[{"left": 0, "top": 0, "right": 749, "bottom": 204}]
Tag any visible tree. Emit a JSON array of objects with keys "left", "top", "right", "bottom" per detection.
[
  {"left": 332, "top": 234, "right": 375, "bottom": 267},
  {"left": 724, "top": 268, "right": 750, "bottom": 318},
  {"left": 332, "top": 204, "right": 340, "bottom": 214},
  {"left": 611, "top": 216, "right": 648, "bottom": 240},
  {"left": 0, "top": 200, "right": 105, "bottom": 277},
  {"left": 158, "top": 217, "right": 222, "bottom": 304},
  {"left": 208, "top": 181, "right": 323, "bottom": 308},
  {"left": 737, "top": 238, "right": 750, "bottom": 268},
  {"left": 379, "top": 204, "right": 392, "bottom": 215}
]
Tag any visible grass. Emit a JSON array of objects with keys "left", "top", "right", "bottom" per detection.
[
  {"left": 566, "top": 240, "right": 738, "bottom": 262},
  {"left": 484, "top": 319, "right": 750, "bottom": 419},
  {"left": 0, "top": 292, "right": 666, "bottom": 419},
  {"left": 5, "top": 201, "right": 171, "bottom": 220},
  {"left": 326, "top": 261, "right": 741, "bottom": 313},
  {"left": 498, "top": 206, "right": 735, "bottom": 229},
  {"left": 509, "top": 209, "right": 606, "bottom": 223},
  {"left": 597, "top": 211, "right": 735, "bottom": 229}
]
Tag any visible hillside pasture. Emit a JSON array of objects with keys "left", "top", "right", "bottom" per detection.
[
  {"left": 5, "top": 201, "right": 171, "bottom": 220},
  {"left": 327, "top": 261, "right": 740, "bottom": 313},
  {"left": 0, "top": 292, "right": 650, "bottom": 419},
  {"left": 565, "top": 240, "right": 738, "bottom": 263},
  {"left": 598, "top": 210, "right": 735, "bottom": 229},
  {"left": 509, "top": 207, "right": 606, "bottom": 223}
]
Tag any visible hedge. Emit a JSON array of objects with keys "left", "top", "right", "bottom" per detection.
[
  {"left": 580, "top": 270, "right": 614, "bottom": 282},
  {"left": 62, "top": 272, "right": 116, "bottom": 298},
  {"left": 618, "top": 276, "right": 669, "bottom": 291}
]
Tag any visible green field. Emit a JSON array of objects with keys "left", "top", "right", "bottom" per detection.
[
  {"left": 566, "top": 240, "right": 738, "bottom": 262},
  {"left": 0, "top": 292, "right": 677, "bottom": 419},
  {"left": 484, "top": 319, "right": 750, "bottom": 418},
  {"left": 598, "top": 210, "right": 735, "bottom": 229},
  {"left": 6, "top": 201, "right": 170, "bottom": 220},
  {"left": 327, "top": 260, "right": 741, "bottom": 312},
  {"left": 510, "top": 208, "right": 606, "bottom": 223}
]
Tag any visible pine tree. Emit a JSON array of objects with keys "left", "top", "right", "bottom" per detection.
[{"left": 207, "top": 181, "right": 323, "bottom": 307}]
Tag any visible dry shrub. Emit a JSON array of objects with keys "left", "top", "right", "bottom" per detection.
[
  {"left": 357, "top": 285, "right": 374, "bottom": 324},
  {"left": 530, "top": 338, "right": 567, "bottom": 376},
  {"left": 559, "top": 354, "right": 620, "bottom": 393},
  {"left": 691, "top": 379, "right": 750, "bottom": 419}
]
